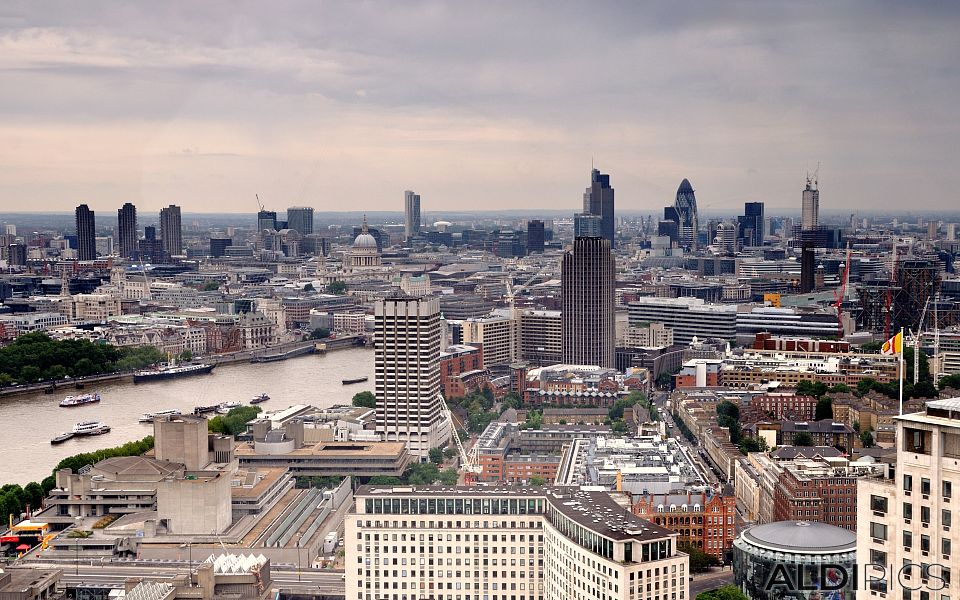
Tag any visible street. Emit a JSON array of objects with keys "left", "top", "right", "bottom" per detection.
[{"left": 690, "top": 569, "right": 735, "bottom": 597}]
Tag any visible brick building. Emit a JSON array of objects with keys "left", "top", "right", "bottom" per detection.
[
  {"left": 773, "top": 461, "right": 865, "bottom": 530},
  {"left": 439, "top": 344, "right": 485, "bottom": 399},
  {"left": 746, "top": 393, "right": 817, "bottom": 421},
  {"left": 632, "top": 491, "right": 737, "bottom": 561}
]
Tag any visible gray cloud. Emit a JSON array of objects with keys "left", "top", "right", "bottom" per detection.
[{"left": 0, "top": 1, "right": 958, "bottom": 213}]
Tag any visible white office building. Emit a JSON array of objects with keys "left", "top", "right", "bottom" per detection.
[
  {"left": 375, "top": 296, "right": 451, "bottom": 459},
  {"left": 346, "top": 485, "right": 689, "bottom": 600},
  {"left": 627, "top": 297, "right": 737, "bottom": 344}
]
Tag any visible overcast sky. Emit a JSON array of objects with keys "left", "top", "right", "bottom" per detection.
[{"left": 1, "top": 1, "right": 958, "bottom": 215}]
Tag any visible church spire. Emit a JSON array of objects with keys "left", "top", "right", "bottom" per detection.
[{"left": 361, "top": 214, "right": 369, "bottom": 234}]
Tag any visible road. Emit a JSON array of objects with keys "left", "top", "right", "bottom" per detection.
[
  {"left": 690, "top": 569, "right": 735, "bottom": 597},
  {"left": 22, "top": 561, "right": 345, "bottom": 595}
]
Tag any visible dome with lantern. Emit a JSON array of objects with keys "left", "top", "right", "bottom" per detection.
[{"left": 349, "top": 215, "right": 381, "bottom": 270}]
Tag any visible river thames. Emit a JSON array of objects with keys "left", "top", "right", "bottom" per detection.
[{"left": 0, "top": 347, "right": 375, "bottom": 485}]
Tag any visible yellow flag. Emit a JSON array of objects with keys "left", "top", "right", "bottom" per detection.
[{"left": 881, "top": 331, "right": 902, "bottom": 355}]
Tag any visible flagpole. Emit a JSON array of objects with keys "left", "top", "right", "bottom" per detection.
[{"left": 899, "top": 327, "right": 904, "bottom": 416}]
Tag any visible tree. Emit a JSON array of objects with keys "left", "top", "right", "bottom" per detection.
[
  {"left": 443, "top": 447, "right": 458, "bottom": 460},
  {"left": 202, "top": 281, "right": 220, "bottom": 291},
  {"left": 208, "top": 406, "right": 262, "bottom": 437},
  {"left": 815, "top": 397, "right": 833, "bottom": 421},
  {"left": 439, "top": 468, "right": 459, "bottom": 485},
  {"left": 352, "top": 391, "right": 376, "bottom": 408},
  {"left": 19, "top": 365, "right": 42, "bottom": 382},
  {"left": 529, "top": 476, "right": 546, "bottom": 487},
  {"left": 500, "top": 393, "right": 522, "bottom": 411},
  {"left": 793, "top": 432, "right": 814, "bottom": 447},
  {"left": 611, "top": 419, "right": 630, "bottom": 434},
  {"left": 939, "top": 373, "right": 960, "bottom": 391},
  {"left": 178, "top": 349, "right": 193, "bottom": 362},
  {"left": 860, "top": 429, "right": 875, "bottom": 448},
  {"left": 738, "top": 436, "right": 768, "bottom": 455},
  {"left": 716, "top": 401, "right": 739, "bottom": 421},
  {"left": 696, "top": 585, "right": 750, "bottom": 600},
  {"left": 656, "top": 372, "right": 674, "bottom": 389},
  {"left": 24, "top": 481, "right": 44, "bottom": 510},
  {"left": 861, "top": 341, "right": 882, "bottom": 354},
  {"left": 405, "top": 463, "right": 440, "bottom": 485},
  {"left": 797, "top": 380, "right": 829, "bottom": 399},
  {"left": 679, "top": 543, "right": 720, "bottom": 573},
  {"left": 369, "top": 476, "right": 402, "bottom": 485},
  {"left": 521, "top": 410, "right": 543, "bottom": 430},
  {"left": 303, "top": 283, "right": 315, "bottom": 292},
  {"left": 326, "top": 281, "right": 347, "bottom": 295},
  {"left": 310, "top": 328, "right": 331, "bottom": 340},
  {"left": 428, "top": 448, "right": 444, "bottom": 465}
]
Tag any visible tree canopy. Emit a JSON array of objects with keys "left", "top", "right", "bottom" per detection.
[
  {"left": 696, "top": 585, "right": 749, "bottom": 600},
  {"left": 208, "top": 406, "right": 262, "bottom": 437},
  {"left": 352, "top": 391, "right": 376, "bottom": 408}
]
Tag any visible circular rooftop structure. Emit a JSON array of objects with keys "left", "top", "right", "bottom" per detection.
[
  {"left": 353, "top": 232, "right": 377, "bottom": 249},
  {"left": 741, "top": 521, "right": 856, "bottom": 554}
]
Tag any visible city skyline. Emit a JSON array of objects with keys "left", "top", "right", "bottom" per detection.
[{"left": 1, "top": 3, "right": 959, "bottom": 212}]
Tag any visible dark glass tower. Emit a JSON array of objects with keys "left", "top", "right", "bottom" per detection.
[
  {"left": 527, "top": 220, "right": 545, "bottom": 253},
  {"left": 561, "top": 237, "right": 615, "bottom": 368},
  {"left": 74, "top": 204, "right": 96, "bottom": 261},
  {"left": 738, "top": 201, "right": 764, "bottom": 248},
  {"left": 582, "top": 169, "right": 615, "bottom": 247},
  {"left": 674, "top": 179, "right": 699, "bottom": 249},
  {"left": 286, "top": 207, "right": 314, "bottom": 235},
  {"left": 258, "top": 210, "right": 278, "bottom": 232},
  {"left": 117, "top": 202, "right": 138, "bottom": 259}
]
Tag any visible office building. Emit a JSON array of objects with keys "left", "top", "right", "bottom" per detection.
[
  {"left": 628, "top": 297, "right": 737, "bottom": 344},
  {"left": 74, "top": 204, "right": 96, "bottom": 261},
  {"left": 858, "top": 397, "right": 960, "bottom": 600},
  {"left": 159, "top": 204, "right": 183, "bottom": 257},
  {"left": 210, "top": 236, "right": 232, "bottom": 258},
  {"left": 582, "top": 168, "right": 616, "bottom": 246},
  {"left": 674, "top": 179, "right": 699, "bottom": 249},
  {"left": 737, "top": 201, "right": 764, "bottom": 247},
  {"left": 518, "top": 309, "right": 562, "bottom": 365},
  {"left": 526, "top": 219, "right": 545, "bottom": 253},
  {"left": 561, "top": 237, "right": 615, "bottom": 368},
  {"left": 346, "top": 485, "right": 689, "bottom": 600},
  {"left": 374, "top": 296, "right": 451, "bottom": 459},
  {"left": 117, "top": 202, "right": 138, "bottom": 259},
  {"left": 257, "top": 210, "right": 277, "bottom": 232},
  {"left": 404, "top": 190, "right": 421, "bottom": 239},
  {"left": 573, "top": 213, "right": 603, "bottom": 238},
  {"left": 633, "top": 492, "right": 737, "bottom": 561},
  {"left": 139, "top": 225, "right": 163, "bottom": 262},
  {"left": 801, "top": 175, "right": 819, "bottom": 230},
  {"left": 460, "top": 312, "right": 519, "bottom": 367},
  {"left": 286, "top": 206, "right": 314, "bottom": 235}
]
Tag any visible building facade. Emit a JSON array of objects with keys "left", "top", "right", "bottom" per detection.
[
  {"left": 75, "top": 204, "right": 96, "bottom": 261},
  {"left": 583, "top": 168, "right": 615, "bottom": 246},
  {"left": 404, "top": 190, "right": 421, "bottom": 240},
  {"left": 117, "top": 202, "right": 138, "bottom": 259},
  {"left": 632, "top": 492, "right": 737, "bottom": 561},
  {"left": 286, "top": 206, "right": 314, "bottom": 235},
  {"left": 561, "top": 237, "right": 615, "bottom": 368},
  {"left": 159, "top": 204, "right": 183, "bottom": 257}
]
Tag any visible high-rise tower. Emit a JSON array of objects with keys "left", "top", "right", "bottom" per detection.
[
  {"left": 526, "top": 219, "right": 545, "bottom": 253},
  {"left": 802, "top": 175, "right": 819, "bottom": 230},
  {"left": 117, "top": 202, "right": 138, "bottom": 259},
  {"left": 404, "top": 190, "right": 421, "bottom": 240},
  {"left": 159, "top": 204, "right": 182, "bottom": 258},
  {"left": 582, "top": 169, "right": 615, "bottom": 247},
  {"left": 674, "top": 179, "right": 699, "bottom": 249},
  {"left": 74, "top": 204, "right": 96, "bottom": 261},
  {"left": 737, "top": 201, "right": 764, "bottom": 248},
  {"left": 561, "top": 237, "right": 615, "bottom": 368},
  {"left": 375, "top": 296, "right": 451, "bottom": 459},
  {"left": 286, "top": 206, "right": 314, "bottom": 235}
]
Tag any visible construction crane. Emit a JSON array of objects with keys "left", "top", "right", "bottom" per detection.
[
  {"left": 437, "top": 393, "right": 481, "bottom": 483},
  {"left": 504, "top": 268, "right": 552, "bottom": 316},
  {"left": 885, "top": 245, "right": 898, "bottom": 340},
  {"left": 912, "top": 296, "right": 933, "bottom": 385},
  {"left": 255, "top": 193, "right": 264, "bottom": 211},
  {"left": 833, "top": 243, "right": 852, "bottom": 338}
]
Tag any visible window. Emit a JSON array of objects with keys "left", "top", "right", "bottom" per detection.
[
  {"left": 922, "top": 478, "right": 932, "bottom": 496},
  {"left": 922, "top": 506, "right": 931, "bottom": 525},
  {"left": 904, "top": 502, "right": 914, "bottom": 521},
  {"left": 945, "top": 480, "right": 953, "bottom": 499},
  {"left": 871, "top": 495, "right": 889, "bottom": 513},
  {"left": 943, "top": 538, "right": 952, "bottom": 556},
  {"left": 871, "top": 522, "right": 888, "bottom": 541},
  {"left": 921, "top": 535, "right": 930, "bottom": 553},
  {"left": 871, "top": 549, "right": 887, "bottom": 565},
  {"left": 904, "top": 531, "right": 913, "bottom": 549},
  {"left": 944, "top": 509, "right": 952, "bottom": 529},
  {"left": 905, "top": 475, "right": 914, "bottom": 493}
]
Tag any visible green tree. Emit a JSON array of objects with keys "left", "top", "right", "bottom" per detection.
[
  {"left": 19, "top": 365, "right": 42, "bottom": 382},
  {"left": 611, "top": 419, "right": 630, "bottom": 434},
  {"left": 815, "top": 397, "right": 833, "bottom": 421},
  {"left": 202, "top": 281, "right": 220, "bottom": 291},
  {"left": 303, "top": 283, "right": 315, "bottom": 292},
  {"left": 326, "top": 281, "right": 347, "bottom": 295},
  {"left": 656, "top": 372, "right": 674, "bottom": 389},
  {"left": 696, "top": 585, "right": 750, "bottom": 600},
  {"left": 500, "top": 393, "right": 522, "bottom": 411},
  {"left": 439, "top": 468, "right": 459, "bottom": 485},
  {"left": 405, "top": 463, "right": 440, "bottom": 485},
  {"left": 939, "top": 373, "right": 960, "bottom": 390},
  {"left": 716, "top": 401, "right": 739, "bottom": 421},
  {"left": 24, "top": 481, "right": 44, "bottom": 510},
  {"left": 208, "top": 406, "right": 262, "bottom": 437},
  {"left": 443, "top": 447, "right": 458, "bottom": 460},
  {"left": 679, "top": 542, "right": 720, "bottom": 573},
  {"left": 529, "top": 476, "right": 546, "bottom": 487},
  {"left": 352, "top": 391, "right": 376, "bottom": 408},
  {"left": 428, "top": 447, "right": 444, "bottom": 465},
  {"left": 178, "top": 349, "right": 193, "bottom": 362},
  {"left": 793, "top": 432, "right": 814, "bottom": 447},
  {"left": 521, "top": 410, "right": 543, "bottom": 430},
  {"left": 45, "top": 364, "right": 68, "bottom": 380},
  {"left": 861, "top": 341, "right": 882, "bottom": 354},
  {"left": 368, "top": 476, "right": 402, "bottom": 485},
  {"left": 310, "top": 327, "right": 331, "bottom": 340},
  {"left": 796, "top": 380, "right": 828, "bottom": 399},
  {"left": 860, "top": 430, "right": 875, "bottom": 448}
]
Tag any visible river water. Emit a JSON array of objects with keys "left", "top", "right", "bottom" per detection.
[{"left": 0, "top": 347, "right": 375, "bottom": 485}]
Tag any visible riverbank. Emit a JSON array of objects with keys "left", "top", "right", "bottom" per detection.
[{"left": 0, "top": 336, "right": 365, "bottom": 398}]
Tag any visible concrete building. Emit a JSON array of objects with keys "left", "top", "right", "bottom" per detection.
[
  {"left": 69, "top": 293, "right": 121, "bottom": 322},
  {"left": 285, "top": 206, "right": 314, "bottom": 236},
  {"left": 75, "top": 204, "right": 96, "bottom": 261},
  {"left": 628, "top": 297, "right": 737, "bottom": 345},
  {"left": 460, "top": 312, "right": 519, "bottom": 367},
  {"left": 118, "top": 202, "right": 138, "bottom": 259},
  {"left": 518, "top": 309, "right": 562, "bottom": 364},
  {"left": 159, "top": 205, "right": 183, "bottom": 257},
  {"left": 619, "top": 322, "right": 674, "bottom": 348},
  {"left": 346, "top": 486, "right": 689, "bottom": 600},
  {"left": 801, "top": 176, "right": 819, "bottom": 230},
  {"left": 374, "top": 296, "right": 451, "bottom": 459},
  {"left": 0, "top": 566, "right": 61, "bottom": 600},
  {"left": 858, "top": 397, "right": 960, "bottom": 600},
  {"left": 561, "top": 237, "right": 615, "bottom": 368},
  {"left": 582, "top": 168, "right": 616, "bottom": 246}
]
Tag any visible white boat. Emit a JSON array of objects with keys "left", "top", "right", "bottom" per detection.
[
  {"left": 216, "top": 401, "right": 241, "bottom": 414},
  {"left": 72, "top": 421, "right": 111, "bottom": 436},
  {"left": 59, "top": 393, "right": 101, "bottom": 407},
  {"left": 138, "top": 409, "right": 182, "bottom": 423},
  {"left": 250, "top": 393, "right": 270, "bottom": 404}
]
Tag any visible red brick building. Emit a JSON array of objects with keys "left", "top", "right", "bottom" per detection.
[
  {"left": 772, "top": 464, "right": 859, "bottom": 530},
  {"left": 748, "top": 393, "right": 818, "bottom": 421},
  {"left": 632, "top": 492, "right": 737, "bottom": 560},
  {"left": 439, "top": 344, "right": 484, "bottom": 399}
]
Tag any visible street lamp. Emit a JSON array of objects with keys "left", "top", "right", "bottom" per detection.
[
  {"left": 180, "top": 543, "right": 193, "bottom": 586},
  {"left": 74, "top": 515, "right": 82, "bottom": 578}
]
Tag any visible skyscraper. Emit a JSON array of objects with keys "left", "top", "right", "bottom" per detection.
[
  {"left": 574, "top": 213, "right": 603, "bottom": 238},
  {"left": 737, "top": 201, "right": 764, "bottom": 248},
  {"left": 582, "top": 168, "right": 615, "bottom": 246},
  {"left": 561, "top": 237, "right": 615, "bottom": 368},
  {"left": 674, "top": 179, "right": 699, "bottom": 249},
  {"left": 257, "top": 210, "right": 277, "bottom": 232},
  {"left": 526, "top": 219, "right": 545, "bottom": 253},
  {"left": 802, "top": 175, "right": 819, "bottom": 230},
  {"left": 159, "top": 204, "right": 182, "bottom": 257},
  {"left": 404, "top": 190, "right": 421, "bottom": 239},
  {"left": 374, "top": 296, "right": 451, "bottom": 459},
  {"left": 286, "top": 206, "right": 314, "bottom": 235},
  {"left": 117, "top": 202, "right": 138, "bottom": 259},
  {"left": 74, "top": 204, "right": 96, "bottom": 261}
]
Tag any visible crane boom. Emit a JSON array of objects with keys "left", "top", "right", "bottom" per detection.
[
  {"left": 437, "top": 393, "right": 481, "bottom": 479},
  {"left": 913, "top": 296, "right": 932, "bottom": 385}
]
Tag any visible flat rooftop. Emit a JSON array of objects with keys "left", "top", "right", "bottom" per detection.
[{"left": 235, "top": 440, "right": 408, "bottom": 458}]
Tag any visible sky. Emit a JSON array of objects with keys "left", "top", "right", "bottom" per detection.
[{"left": 1, "top": 1, "right": 958, "bottom": 215}]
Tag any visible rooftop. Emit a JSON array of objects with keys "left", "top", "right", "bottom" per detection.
[{"left": 740, "top": 520, "right": 856, "bottom": 554}]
